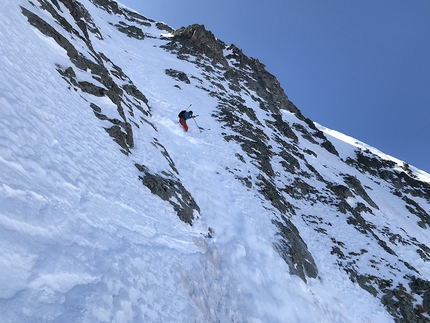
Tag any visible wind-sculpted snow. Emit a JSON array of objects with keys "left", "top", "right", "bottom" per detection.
[{"left": 0, "top": 0, "right": 429, "bottom": 322}]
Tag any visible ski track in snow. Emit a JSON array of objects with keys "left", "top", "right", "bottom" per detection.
[{"left": 2, "top": 0, "right": 428, "bottom": 322}]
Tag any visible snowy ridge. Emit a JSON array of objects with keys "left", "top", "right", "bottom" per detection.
[
  {"left": 0, "top": 0, "right": 429, "bottom": 322},
  {"left": 316, "top": 122, "right": 430, "bottom": 183}
]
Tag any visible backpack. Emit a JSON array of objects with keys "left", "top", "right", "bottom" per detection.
[{"left": 178, "top": 110, "right": 186, "bottom": 118}]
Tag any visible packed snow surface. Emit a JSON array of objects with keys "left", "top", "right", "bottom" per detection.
[{"left": 2, "top": 0, "right": 428, "bottom": 322}]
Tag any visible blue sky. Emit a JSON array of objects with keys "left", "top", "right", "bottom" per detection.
[{"left": 119, "top": 0, "right": 430, "bottom": 173}]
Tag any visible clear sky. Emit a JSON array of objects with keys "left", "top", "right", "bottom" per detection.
[{"left": 118, "top": 0, "right": 430, "bottom": 173}]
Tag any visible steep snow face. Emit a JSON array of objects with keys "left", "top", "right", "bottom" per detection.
[{"left": 0, "top": 0, "right": 429, "bottom": 322}]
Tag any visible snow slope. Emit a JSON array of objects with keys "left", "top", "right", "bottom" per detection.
[{"left": 1, "top": 1, "right": 429, "bottom": 322}]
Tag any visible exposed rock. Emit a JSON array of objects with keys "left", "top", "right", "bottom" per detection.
[
  {"left": 403, "top": 196, "right": 430, "bottom": 229},
  {"left": 156, "top": 22, "right": 174, "bottom": 33},
  {"left": 381, "top": 285, "right": 429, "bottom": 323},
  {"left": 272, "top": 217, "right": 319, "bottom": 282},
  {"left": 165, "top": 68, "right": 191, "bottom": 84},
  {"left": 168, "top": 24, "right": 228, "bottom": 68},
  {"left": 330, "top": 184, "right": 354, "bottom": 200},
  {"left": 343, "top": 175, "right": 379, "bottom": 209},
  {"left": 114, "top": 21, "right": 145, "bottom": 39},
  {"left": 135, "top": 164, "right": 200, "bottom": 224},
  {"left": 22, "top": 3, "right": 155, "bottom": 156},
  {"left": 409, "top": 276, "right": 430, "bottom": 313},
  {"left": 90, "top": 0, "right": 123, "bottom": 15},
  {"left": 78, "top": 81, "right": 106, "bottom": 96},
  {"left": 122, "top": 84, "right": 148, "bottom": 104}
]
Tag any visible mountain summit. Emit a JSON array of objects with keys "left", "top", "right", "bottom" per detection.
[{"left": 1, "top": 0, "right": 430, "bottom": 322}]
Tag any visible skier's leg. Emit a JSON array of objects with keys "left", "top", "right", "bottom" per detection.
[{"left": 179, "top": 118, "right": 188, "bottom": 131}]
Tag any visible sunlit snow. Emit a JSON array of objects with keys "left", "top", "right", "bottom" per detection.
[{"left": 1, "top": 1, "right": 428, "bottom": 322}]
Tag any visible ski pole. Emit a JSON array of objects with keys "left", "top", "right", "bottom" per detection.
[{"left": 193, "top": 117, "right": 202, "bottom": 133}]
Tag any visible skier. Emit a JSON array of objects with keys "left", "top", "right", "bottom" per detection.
[{"left": 178, "top": 110, "right": 195, "bottom": 132}]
